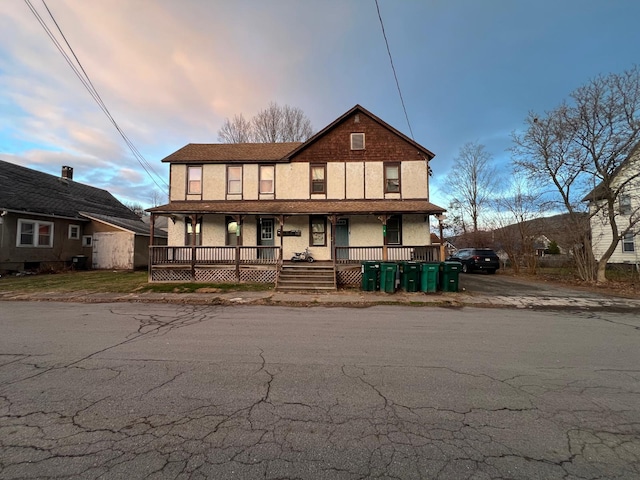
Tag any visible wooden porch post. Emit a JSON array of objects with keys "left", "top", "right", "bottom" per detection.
[
  {"left": 278, "top": 215, "right": 285, "bottom": 264},
  {"left": 437, "top": 214, "right": 446, "bottom": 262},
  {"left": 233, "top": 215, "right": 243, "bottom": 281},
  {"left": 148, "top": 213, "right": 155, "bottom": 282},
  {"left": 190, "top": 215, "right": 197, "bottom": 281},
  {"left": 378, "top": 215, "right": 388, "bottom": 261},
  {"left": 330, "top": 215, "right": 337, "bottom": 264}
]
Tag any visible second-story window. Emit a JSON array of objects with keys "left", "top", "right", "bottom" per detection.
[
  {"left": 620, "top": 194, "right": 632, "bottom": 215},
  {"left": 310, "top": 164, "right": 326, "bottom": 194},
  {"left": 259, "top": 165, "right": 274, "bottom": 194},
  {"left": 227, "top": 166, "right": 242, "bottom": 194},
  {"left": 385, "top": 164, "right": 400, "bottom": 193},
  {"left": 187, "top": 166, "right": 202, "bottom": 195}
]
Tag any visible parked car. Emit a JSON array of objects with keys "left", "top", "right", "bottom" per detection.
[{"left": 447, "top": 248, "right": 500, "bottom": 274}]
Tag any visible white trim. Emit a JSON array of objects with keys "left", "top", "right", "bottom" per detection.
[
  {"left": 16, "top": 219, "right": 54, "bottom": 248},
  {"left": 350, "top": 133, "right": 365, "bottom": 150},
  {"left": 68, "top": 224, "right": 80, "bottom": 240},
  {"left": 82, "top": 235, "right": 92, "bottom": 247}
]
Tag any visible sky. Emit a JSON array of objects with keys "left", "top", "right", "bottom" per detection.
[{"left": 2, "top": 0, "right": 640, "bottom": 211}]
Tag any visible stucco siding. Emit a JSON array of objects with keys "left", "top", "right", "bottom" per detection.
[
  {"left": 276, "top": 163, "right": 309, "bottom": 199},
  {"left": 403, "top": 214, "right": 431, "bottom": 245},
  {"left": 170, "top": 164, "right": 186, "bottom": 201},
  {"left": 327, "top": 163, "right": 345, "bottom": 199},
  {"left": 243, "top": 165, "right": 259, "bottom": 200},
  {"left": 203, "top": 164, "right": 226, "bottom": 200},
  {"left": 346, "top": 162, "right": 365, "bottom": 199},
  {"left": 365, "top": 162, "right": 384, "bottom": 199},
  {"left": 402, "top": 161, "right": 430, "bottom": 199}
]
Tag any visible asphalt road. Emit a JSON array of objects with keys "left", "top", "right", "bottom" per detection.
[{"left": 1, "top": 302, "right": 639, "bottom": 479}]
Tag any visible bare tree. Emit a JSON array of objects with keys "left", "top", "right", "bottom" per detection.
[
  {"left": 512, "top": 66, "right": 640, "bottom": 282},
  {"left": 149, "top": 188, "right": 167, "bottom": 208},
  {"left": 217, "top": 114, "right": 252, "bottom": 143},
  {"left": 445, "top": 142, "right": 499, "bottom": 237},
  {"left": 492, "top": 177, "right": 544, "bottom": 274},
  {"left": 217, "top": 103, "right": 314, "bottom": 143}
]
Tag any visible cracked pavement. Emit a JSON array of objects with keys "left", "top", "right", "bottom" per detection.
[{"left": 1, "top": 303, "right": 639, "bottom": 479}]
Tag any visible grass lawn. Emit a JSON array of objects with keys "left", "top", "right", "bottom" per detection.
[{"left": 0, "top": 270, "right": 273, "bottom": 294}]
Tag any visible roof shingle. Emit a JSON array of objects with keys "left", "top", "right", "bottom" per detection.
[{"left": 161, "top": 143, "right": 302, "bottom": 163}]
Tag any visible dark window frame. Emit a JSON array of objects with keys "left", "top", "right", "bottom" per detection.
[
  {"left": 310, "top": 164, "right": 326, "bottom": 195},
  {"left": 309, "top": 216, "right": 327, "bottom": 247},
  {"left": 227, "top": 165, "right": 243, "bottom": 195},
  {"left": 259, "top": 165, "right": 275, "bottom": 195},
  {"left": 386, "top": 216, "right": 402, "bottom": 245},
  {"left": 384, "top": 163, "right": 401, "bottom": 193},
  {"left": 187, "top": 165, "right": 203, "bottom": 195}
]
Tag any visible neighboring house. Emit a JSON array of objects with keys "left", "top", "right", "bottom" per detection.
[
  {"left": 0, "top": 161, "right": 167, "bottom": 274},
  {"left": 148, "top": 104, "right": 446, "bottom": 286},
  {"left": 584, "top": 145, "right": 640, "bottom": 265}
]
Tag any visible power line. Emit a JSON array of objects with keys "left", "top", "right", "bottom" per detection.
[
  {"left": 374, "top": 0, "right": 415, "bottom": 140},
  {"left": 24, "top": 0, "right": 169, "bottom": 193}
]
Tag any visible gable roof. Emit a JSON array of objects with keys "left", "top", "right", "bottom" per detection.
[
  {"left": 582, "top": 141, "right": 640, "bottom": 202},
  {"left": 0, "top": 160, "right": 141, "bottom": 221},
  {"left": 161, "top": 142, "right": 302, "bottom": 164},
  {"left": 160, "top": 105, "right": 436, "bottom": 165},
  {"left": 285, "top": 104, "right": 436, "bottom": 161}
]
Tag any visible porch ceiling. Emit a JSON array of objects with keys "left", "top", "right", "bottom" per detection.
[{"left": 148, "top": 199, "right": 446, "bottom": 216}]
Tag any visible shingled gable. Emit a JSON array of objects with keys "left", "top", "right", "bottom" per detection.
[
  {"left": 284, "top": 104, "right": 436, "bottom": 161},
  {"left": 0, "top": 159, "right": 140, "bottom": 221}
]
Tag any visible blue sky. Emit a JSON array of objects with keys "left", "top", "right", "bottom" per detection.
[{"left": 2, "top": 0, "right": 640, "bottom": 210}]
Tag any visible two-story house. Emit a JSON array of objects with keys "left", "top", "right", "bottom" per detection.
[
  {"left": 585, "top": 143, "right": 640, "bottom": 265},
  {"left": 148, "top": 105, "right": 446, "bottom": 287}
]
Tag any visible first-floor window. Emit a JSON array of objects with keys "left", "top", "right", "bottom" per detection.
[
  {"left": 310, "top": 216, "right": 326, "bottom": 246},
  {"left": 185, "top": 216, "right": 202, "bottom": 246},
  {"left": 386, "top": 216, "right": 402, "bottom": 245},
  {"left": 82, "top": 235, "right": 93, "bottom": 247},
  {"left": 622, "top": 232, "right": 635, "bottom": 252},
  {"left": 17, "top": 219, "right": 54, "bottom": 247},
  {"left": 69, "top": 225, "right": 80, "bottom": 240}
]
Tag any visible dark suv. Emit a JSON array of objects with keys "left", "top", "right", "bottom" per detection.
[{"left": 447, "top": 248, "right": 500, "bottom": 274}]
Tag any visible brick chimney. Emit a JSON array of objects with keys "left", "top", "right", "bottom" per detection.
[{"left": 62, "top": 166, "right": 73, "bottom": 180}]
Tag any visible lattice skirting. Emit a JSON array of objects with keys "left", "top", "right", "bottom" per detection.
[
  {"left": 151, "top": 269, "right": 192, "bottom": 282},
  {"left": 337, "top": 267, "right": 362, "bottom": 286},
  {"left": 240, "top": 269, "right": 277, "bottom": 283},
  {"left": 150, "top": 266, "right": 277, "bottom": 283}
]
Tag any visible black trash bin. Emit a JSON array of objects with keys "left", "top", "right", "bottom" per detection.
[{"left": 72, "top": 255, "right": 88, "bottom": 270}]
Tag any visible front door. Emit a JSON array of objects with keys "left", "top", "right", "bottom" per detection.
[
  {"left": 258, "top": 218, "right": 274, "bottom": 259},
  {"left": 336, "top": 218, "right": 349, "bottom": 260}
]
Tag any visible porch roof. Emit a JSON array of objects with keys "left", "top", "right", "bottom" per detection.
[{"left": 148, "top": 199, "right": 446, "bottom": 216}]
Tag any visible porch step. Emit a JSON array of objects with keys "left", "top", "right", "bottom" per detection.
[{"left": 276, "top": 262, "right": 337, "bottom": 292}]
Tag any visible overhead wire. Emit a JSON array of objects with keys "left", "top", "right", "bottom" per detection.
[
  {"left": 374, "top": 0, "right": 415, "bottom": 141},
  {"left": 24, "top": 0, "right": 169, "bottom": 193}
]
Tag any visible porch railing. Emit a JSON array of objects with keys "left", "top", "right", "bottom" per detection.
[
  {"left": 334, "top": 245, "right": 440, "bottom": 264},
  {"left": 150, "top": 246, "right": 281, "bottom": 265}
]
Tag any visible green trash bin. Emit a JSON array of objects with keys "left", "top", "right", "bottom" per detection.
[
  {"left": 361, "top": 261, "right": 380, "bottom": 291},
  {"left": 439, "top": 261, "right": 462, "bottom": 292},
  {"left": 420, "top": 262, "right": 440, "bottom": 293},
  {"left": 400, "top": 261, "right": 420, "bottom": 292},
  {"left": 380, "top": 262, "right": 398, "bottom": 293}
]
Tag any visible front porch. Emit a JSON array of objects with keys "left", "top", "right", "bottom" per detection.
[{"left": 148, "top": 245, "right": 441, "bottom": 284}]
